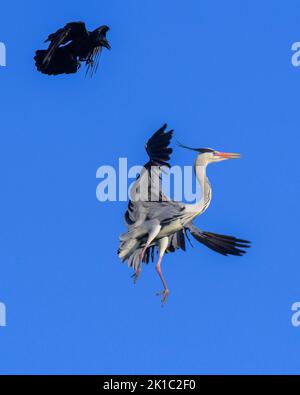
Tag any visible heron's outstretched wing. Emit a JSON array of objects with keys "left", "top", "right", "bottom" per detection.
[
  {"left": 43, "top": 21, "right": 89, "bottom": 66},
  {"left": 167, "top": 223, "right": 251, "bottom": 256},
  {"left": 124, "top": 123, "right": 174, "bottom": 226},
  {"left": 144, "top": 123, "right": 173, "bottom": 168}
]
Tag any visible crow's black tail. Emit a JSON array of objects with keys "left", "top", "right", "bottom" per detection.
[
  {"left": 186, "top": 224, "right": 250, "bottom": 256},
  {"left": 34, "top": 48, "right": 80, "bottom": 75},
  {"left": 34, "top": 50, "right": 48, "bottom": 72}
]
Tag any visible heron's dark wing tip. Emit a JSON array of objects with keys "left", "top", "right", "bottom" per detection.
[
  {"left": 144, "top": 123, "right": 174, "bottom": 168},
  {"left": 186, "top": 225, "right": 251, "bottom": 257}
]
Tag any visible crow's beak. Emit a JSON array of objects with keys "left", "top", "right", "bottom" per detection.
[{"left": 102, "top": 40, "right": 111, "bottom": 50}]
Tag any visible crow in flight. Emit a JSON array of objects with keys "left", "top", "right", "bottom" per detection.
[{"left": 34, "top": 21, "right": 111, "bottom": 76}]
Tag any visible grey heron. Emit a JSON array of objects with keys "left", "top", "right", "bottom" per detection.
[{"left": 118, "top": 124, "right": 250, "bottom": 305}]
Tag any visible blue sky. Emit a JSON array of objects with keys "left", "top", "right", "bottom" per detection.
[{"left": 0, "top": 0, "right": 300, "bottom": 374}]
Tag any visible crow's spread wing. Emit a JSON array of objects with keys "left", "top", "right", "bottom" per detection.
[{"left": 43, "top": 21, "right": 89, "bottom": 66}]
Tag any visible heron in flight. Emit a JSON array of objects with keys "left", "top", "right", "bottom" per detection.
[
  {"left": 34, "top": 21, "right": 111, "bottom": 76},
  {"left": 118, "top": 124, "right": 250, "bottom": 305}
]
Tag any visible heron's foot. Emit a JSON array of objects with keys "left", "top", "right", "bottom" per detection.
[
  {"left": 132, "top": 270, "right": 141, "bottom": 284},
  {"left": 156, "top": 289, "right": 169, "bottom": 306}
]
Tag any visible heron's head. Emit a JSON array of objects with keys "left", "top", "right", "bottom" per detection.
[{"left": 178, "top": 143, "right": 240, "bottom": 165}]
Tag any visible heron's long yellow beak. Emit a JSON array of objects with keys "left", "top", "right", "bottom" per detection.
[{"left": 216, "top": 151, "right": 241, "bottom": 159}]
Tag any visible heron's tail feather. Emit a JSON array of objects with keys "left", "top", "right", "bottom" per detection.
[{"left": 187, "top": 224, "right": 251, "bottom": 256}]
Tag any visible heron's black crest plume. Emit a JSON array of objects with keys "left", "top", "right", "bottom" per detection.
[{"left": 177, "top": 142, "right": 214, "bottom": 153}]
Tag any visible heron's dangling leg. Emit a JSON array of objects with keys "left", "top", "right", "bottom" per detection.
[
  {"left": 155, "top": 237, "right": 169, "bottom": 306},
  {"left": 139, "top": 224, "right": 161, "bottom": 261}
]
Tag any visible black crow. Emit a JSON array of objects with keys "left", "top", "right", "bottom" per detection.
[{"left": 34, "top": 21, "right": 110, "bottom": 76}]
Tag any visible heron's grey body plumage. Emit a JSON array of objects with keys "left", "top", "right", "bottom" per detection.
[{"left": 118, "top": 124, "right": 250, "bottom": 304}]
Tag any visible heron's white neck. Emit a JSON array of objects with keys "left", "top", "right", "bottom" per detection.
[{"left": 185, "top": 156, "right": 212, "bottom": 215}]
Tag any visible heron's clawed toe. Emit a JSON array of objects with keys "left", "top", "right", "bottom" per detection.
[{"left": 156, "top": 289, "right": 169, "bottom": 306}]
